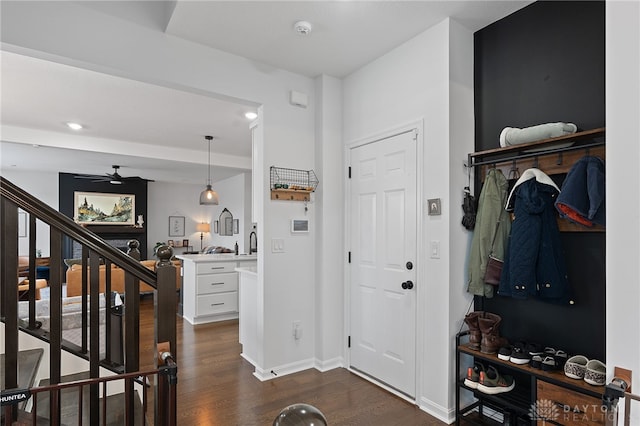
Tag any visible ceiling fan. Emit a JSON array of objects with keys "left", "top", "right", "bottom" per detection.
[{"left": 74, "top": 165, "right": 151, "bottom": 185}]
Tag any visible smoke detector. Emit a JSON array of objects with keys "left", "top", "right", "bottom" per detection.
[{"left": 293, "top": 21, "right": 312, "bottom": 36}]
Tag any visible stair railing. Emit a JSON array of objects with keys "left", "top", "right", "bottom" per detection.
[{"left": 0, "top": 176, "right": 177, "bottom": 425}]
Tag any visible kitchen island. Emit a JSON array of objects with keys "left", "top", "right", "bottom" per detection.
[{"left": 176, "top": 254, "right": 257, "bottom": 325}]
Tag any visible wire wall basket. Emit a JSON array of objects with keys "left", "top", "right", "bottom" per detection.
[{"left": 270, "top": 167, "right": 318, "bottom": 201}]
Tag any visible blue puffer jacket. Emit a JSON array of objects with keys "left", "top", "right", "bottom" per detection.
[
  {"left": 498, "top": 178, "right": 572, "bottom": 303},
  {"left": 555, "top": 155, "right": 605, "bottom": 227}
]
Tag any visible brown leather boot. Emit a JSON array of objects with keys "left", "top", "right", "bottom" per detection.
[
  {"left": 478, "top": 312, "right": 508, "bottom": 354},
  {"left": 463, "top": 311, "right": 483, "bottom": 350}
]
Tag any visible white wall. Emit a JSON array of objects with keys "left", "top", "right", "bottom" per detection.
[
  {"left": 447, "top": 19, "right": 476, "bottom": 413},
  {"left": 606, "top": 1, "right": 640, "bottom": 423},
  {"left": 343, "top": 18, "right": 472, "bottom": 422},
  {"left": 313, "top": 74, "right": 344, "bottom": 369},
  {"left": 147, "top": 180, "right": 215, "bottom": 257},
  {"left": 2, "top": 169, "right": 58, "bottom": 257},
  {"left": 192, "top": 172, "right": 250, "bottom": 253},
  {"left": 2, "top": 1, "right": 318, "bottom": 376}
]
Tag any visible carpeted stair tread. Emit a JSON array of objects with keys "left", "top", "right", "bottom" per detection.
[
  {"left": 12, "top": 409, "right": 52, "bottom": 425},
  {"left": 0, "top": 348, "right": 44, "bottom": 390},
  {"left": 36, "top": 372, "right": 146, "bottom": 425},
  {"left": 0, "top": 349, "right": 45, "bottom": 422}
]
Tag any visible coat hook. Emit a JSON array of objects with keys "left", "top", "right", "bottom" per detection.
[
  {"left": 533, "top": 156, "right": 539, "bottom": 168},
  {"left": 556, "top": 152, "right": 563, "bottom": 165}
]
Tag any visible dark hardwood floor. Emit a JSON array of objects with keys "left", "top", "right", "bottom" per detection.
[{"left": 137, "top": 297, "right": 446, "bottom": 425}]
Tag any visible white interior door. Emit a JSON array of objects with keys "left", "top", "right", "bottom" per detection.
[{"left": 348, "top": 129, "right": 417, "bottom": 398}]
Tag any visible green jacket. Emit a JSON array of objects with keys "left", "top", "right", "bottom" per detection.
[{"left": 467, "top": 168, "right": 511, "bottom": 297}]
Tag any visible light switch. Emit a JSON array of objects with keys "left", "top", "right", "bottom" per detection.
[
  {"left": 430, "top": 240, "right": 440, "bottom": 259},
  {"left": 272, "top": 238, "right": 285, "bottom": 253}
]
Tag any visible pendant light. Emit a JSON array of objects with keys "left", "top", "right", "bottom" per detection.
[{"left": 199, "top": 135, "right": 219, "bottom": 205}]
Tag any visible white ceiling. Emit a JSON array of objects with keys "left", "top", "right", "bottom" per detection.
[
  {"left": 165, "top": 1, "right": 531, "bottom": 78},
  {"left": 0, "top": 51, "right": 255, "bottom": 184},
  {"left": 0, "top": 1, "right": 532, "bottom": 184}
]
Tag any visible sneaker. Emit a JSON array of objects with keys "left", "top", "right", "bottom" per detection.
[
  {"left": 526, "top": 342, "right": 544, "bottom": 357},
  {"left": 554, "top": 350, "right": 568, "bottom": 369},
  {"left": 497, "top": 345, "right": 513, "bottom": 361},
  {"left": 477, "top": 365, "right": 516, "bottom": 394},
  {"left": 542, "top": 355, "right": 559, "bottom": 371},
  {"left": 510, "top": 346, "right": 531, "bottom": 365},
  {"left": 464, "top": 362, "right": 485, "bottom": 389},
  {"left": 530, "top": 355, "right": 544, "bottom": 369}
]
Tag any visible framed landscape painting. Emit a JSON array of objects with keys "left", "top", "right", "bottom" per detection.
[{"left": 74, "top": 192, "right": 135, "bottom": 225}]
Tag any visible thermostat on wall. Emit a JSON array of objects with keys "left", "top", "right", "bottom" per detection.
[{"left": 291, "top": 219, "right": 309, "bottom": 233}]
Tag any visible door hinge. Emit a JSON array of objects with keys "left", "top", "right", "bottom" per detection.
[
  {"left": 348, "top": 252, "right": 351, "bottom": 263},
  {"left": 348, "top": 166, "right": 351, "bottom": 178},
  {"left": 348, "top": 336, "right": 351, "bottom": 348}
]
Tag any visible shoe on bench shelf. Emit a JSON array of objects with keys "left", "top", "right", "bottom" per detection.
[
  {"left": 477, "top": 365, "right": 516, "bottom": 395},
  {"left": 464, "top": 361, "right": 485, "bottom": 389}
]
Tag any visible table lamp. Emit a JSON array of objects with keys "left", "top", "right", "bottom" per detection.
[{"left": 196, "top": 222, "right": 211, "bottom": 251}]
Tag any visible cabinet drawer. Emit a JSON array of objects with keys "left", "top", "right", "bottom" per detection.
[
  {"left": 196, "top": 261, "right": 237, "bottom": 274},
  {"left": 537, "top": 380, "right": 606, "bottom": 425},
  {"left": 196, "top": 272, "right": 238, "bottom": 295},
  {"left": 196, "top": 292, "right": 238, "bottom": 316}
]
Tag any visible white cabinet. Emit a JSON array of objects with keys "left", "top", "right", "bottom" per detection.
[
  {"left": 237, "top": 266, "right": 259, "bottom": 366},
  {"left": 177, "top": 255, "right": 256, "bottom": 325}
]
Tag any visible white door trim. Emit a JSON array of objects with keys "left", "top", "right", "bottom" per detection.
[{"left": 343, "top": 119, "right": 425, "bottom": 401}]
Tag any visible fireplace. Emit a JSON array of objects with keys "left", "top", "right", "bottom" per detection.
[
  {"left": 68, "top": 225, "right": 147, "bottom": 260},
  {"left": 72, "top": 238, "right": 136, "bottom": 258}
]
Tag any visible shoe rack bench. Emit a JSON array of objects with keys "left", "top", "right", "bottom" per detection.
[{"left": 455, "top": 331, "right": 607, "bottom": 425}]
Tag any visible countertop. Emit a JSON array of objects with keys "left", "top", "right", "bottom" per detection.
[
  {"left": 175, "top": 253, "right": 257, "bottom": 262},
  {"left": 235, "top": 266, "right": 257, "bottom": 276}
]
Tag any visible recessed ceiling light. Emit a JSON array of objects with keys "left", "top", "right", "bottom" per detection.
[
  {"left": 66, "top": 122, "right": 83, "bottom": 130},
  {"left": 245, "top": 112, "right": 258, "bottom": 120}
]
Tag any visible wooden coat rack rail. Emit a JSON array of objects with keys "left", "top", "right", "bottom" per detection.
[{"left": 468, "top": 127, "right": 606, "bottom": 232}]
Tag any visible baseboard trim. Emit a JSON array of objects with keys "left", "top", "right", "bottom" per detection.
[
  {"left": 418, "top": 396, "right": 455, "bottom": 424},
  {"left": 252, "top": 358, "right": 315, "bottom": 381},
  {"left": 314, "top": 356, "right": 343, "bottom": 372}
]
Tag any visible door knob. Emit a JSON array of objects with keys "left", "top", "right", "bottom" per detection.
[{"left": 402, "top": 280, "right": 414, "bottom": 290}]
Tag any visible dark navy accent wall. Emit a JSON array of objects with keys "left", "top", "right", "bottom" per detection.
[
  {"left": 473, "top": 1, "right": 605, "bottom": 361},
  {"left": 475, "top": 1, "right": 605, "bottom": 151},
  {"left": 59, "top": 172, "right": 148, "bottom": 260}
]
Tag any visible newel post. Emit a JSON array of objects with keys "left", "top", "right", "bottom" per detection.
[
  {"left": 126, "top": 239, "right": 141, "bottom": 261},
  {"left": 154, "top": 245, "right": 178, "bottom": 425},
  {"left": 154, "top": 246, "right": 177, "bottom": 361}
]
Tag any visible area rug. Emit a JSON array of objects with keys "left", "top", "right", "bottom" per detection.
[{"left": 18, "top": 295, "right": 108, "bottom": 358}]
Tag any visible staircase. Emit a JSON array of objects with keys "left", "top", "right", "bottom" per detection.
[{"left": 1, "top": 177, "right": 178, "bottom": 425}]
